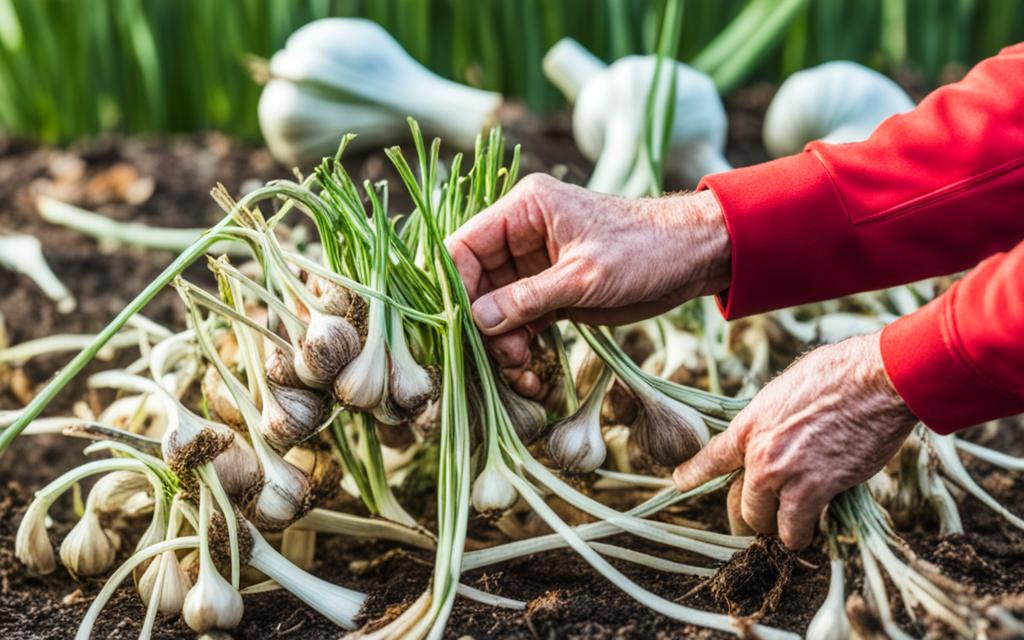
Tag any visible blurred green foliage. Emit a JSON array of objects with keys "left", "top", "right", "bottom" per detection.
[{"left": 0, "top": 0, "right": 1020, "bottom": 144}]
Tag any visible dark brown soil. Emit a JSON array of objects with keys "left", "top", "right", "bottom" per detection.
[{"left": 1, "top": 91, "right": 1023, "bottom": 639}]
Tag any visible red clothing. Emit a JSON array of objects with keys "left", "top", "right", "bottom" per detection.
[{"left": 699, "top": 43, "right": 1024, "bottom": 434}]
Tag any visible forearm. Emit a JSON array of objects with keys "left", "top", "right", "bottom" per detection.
[
  {"left": 882, "top": 239, "right": 1024, "bottom": 433},
  {"left": 699, "top": 43, "right": 1024, "bottom": 319}
]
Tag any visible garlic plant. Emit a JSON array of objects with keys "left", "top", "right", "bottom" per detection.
[
  {"left": 543, "top": 38, "right": 729, "bottom": 196},
  {"left": 763, "top": 60, "right": 914, "bottom": 157},
  {"left": 259, "top": 18, "right": 501, "bottom": 166}
]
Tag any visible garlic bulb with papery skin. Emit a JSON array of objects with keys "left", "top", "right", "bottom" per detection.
[
  {"left": 284, "top": 445, "right": 343, "bottom": 508},
  {"left": 296, "top": 312, "right": 361, "bottom": 389},
  {"left": 16, "top": 498, "right": 56, "bottom": 575},
  {"left": 265, "top": 344, "right": 303, "bottom": 388},
  {"left": 497, "top": 380, "right": 548, "bottom": 444},
  {"left": 202, "top": 366, "right": 245, "bottom": 430},
  {"left": 260, "top": 382, "right": 328, "bottom": 451},
  {"left": 89, "top": 470, "right": 152, "bottom": 519},
  {"left": 59, "top": 503, "right": 119, "bottom": 577},
  {"left": 629, "top": 392, "right": 709, "bottom": 468},
  {"left": 386, "top": 311, "right": 436, "bottom": 413},
  {"left": 547, "top": 368, "right": 612, "bottom": 474},
  {"left": 471, "top": 463, "right": 517, "bottom": 514},
  {"left": 316, "top": 278, "right": 355, "bottom": 317},
  {"left": 544, "top": 39, "right": 729, "bottom": 196},
  {"left": 260, "top": 18, "right": 501, "bottom": 166},
  {"left": 250, "top": 450, "right": 311, "bottom": 531},
  {"left": 763, "top": 61, "right": 914, "bottom": 158},
  {"left": 138, "top": 550, "right": 192, "bottom": 614},
  {"left": 806, "top": 558, "right": 850, "bottom": 640},
  {"left": 333, "top": 299, "right": 388, "bottom": 411},
  {"left": 182, "top": 562, "right": 243, "bottom": 633}
]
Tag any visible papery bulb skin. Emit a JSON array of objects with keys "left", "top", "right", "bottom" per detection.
[
  {"left": 629, "top": 394, "right": 709, "bottom": 468},
  {"left": 409, "top": 398, "right": 440, "bottom": 439},
  {"left": 284, "top": 445, "right": 343, "bottom": 509},
  {"left": 497, "top": 382, "right": 547, "bottom": 444},
  {"left": 15, "top": 498, "right": 56, "bottom": 575},
  {"left": 261, "top": 383, "right": 328, "bottom": 451},
  {"left": 59, "top": 509, "right": 119, "bottom": 578},
  {"left": 213, "top": 435, "right": 264, "bottom": 503},
  {"left": 296, "top": 313, "right": 361, "bottom": 388},
  {"left": 182, "top": 566, "right": 244, "bottom": 633},
  {"left": 333, "top": 338, "right": 387, "bottom": 411},
  {"left": 265, "top": 345, "right": 303, "bottom": 388},
  {"left": 601, "top": 380, "right": 638, "bottom": 426},
  {"left": 202, "top": 366, "right": 246, "bottom": 431},
  {"left": 137, "top": 550, "right": 192, "bottom": 614},
  {"left": 547, "top": 411, "right": 607, "bottom": 474},
  {"left": 89, "top": 471, "right": 152, "bottom": 519},
  {"left": 250, "top": 456, "right": 312, "bottom": 531},
  {"left": 317, "top": 279, "right": 355, "bottom": 317},
  {"left": 471, "top": 465, "right": 518, "bottom": 514}
]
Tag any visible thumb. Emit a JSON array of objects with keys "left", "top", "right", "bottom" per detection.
[
  {"left": 471, "top": 266, "right": 580, "bottom": 336},
  {"left": 672, "top": 429, "right": 745, "bottom": 492}
]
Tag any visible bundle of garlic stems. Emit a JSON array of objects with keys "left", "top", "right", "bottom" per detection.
[{"left": 7, "top": 116, "right": 1021, "bottom": 637}]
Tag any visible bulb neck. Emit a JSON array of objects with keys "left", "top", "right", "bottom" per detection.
[{"left": 543, "top": 38, "right": 607, "bottom": 103}]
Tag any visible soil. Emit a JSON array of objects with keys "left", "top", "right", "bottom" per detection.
[{"left": 1, "top": 90, "right": 1023, "bottom": 640}]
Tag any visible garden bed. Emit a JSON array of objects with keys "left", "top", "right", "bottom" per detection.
[{"left": 1, "top": 90, "right": 1022, "bottom": 639}]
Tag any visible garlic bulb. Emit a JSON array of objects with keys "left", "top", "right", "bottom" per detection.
[
  {"left": 333, "top": 298, "right": 388, "bottom": 411},
  {"left": 544, "top": 38, "right": 729, "bottom": 196},
  {"left": 15, "top": 497, "right": 56, "bottom": 575},
  {"left": 182, "top": 561, "right": 244, "bottom": 633},
  {"left": 89, "top": 470, "right": 152, "bottom": 519},
  {"left": 265, "top": 343, "right": 303, "bottom": 388},
  {"left": 59, "top": 501, "right": 119, "bottom": 578},
  {"left": 250, "top": 449, "right": 312, "bottom": 531},
  {"left": 137, "top": 550, "right": 192, "bottom": 614},
  {"left": 260, "top": 18, "right": 501, "bottom": 166},
  {"left": 260, "top": 382, "right": 328, "bottom": 451},
  {"left": 547, "top": 367, "right": 612, "bottom": 474},
  {"left": 316, "top": 278, "right": 355, "bottom": 317},
  {"left": 202, "top": 366, "right": 245, "bottom": 430},
  {"left": 284, "top": 445, "right": 343, "bottom": 508},
  {"left": 386, "top": 310, "right": 436, "bottom": 413},
  {"left": 629, "top": 393, "right": 709, "bottom": 468},
  {"left": 497, "top": 380, "right": 548, "bottom": 444},
  {"left": 0, "top": 233, "right": 76, "bottom": 313},
  {"left": 763, "top": 61, "right": 914, "bottom": 158},
  {"left": 295, "top": 312, "right": 361, "bottom": 389},
  {"left": 806, "top": 558, "right": 850, "bottom": 640},
  {"left": 471, "top": 463, "right": 517, "bottom": 514}
]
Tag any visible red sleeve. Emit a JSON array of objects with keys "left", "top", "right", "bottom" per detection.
[
  {"left": 881, "top": 242, "right": 1024, "bottom": 433},
  {"left": 698, "top": 42, "right": 1024, "bottom": 318}
]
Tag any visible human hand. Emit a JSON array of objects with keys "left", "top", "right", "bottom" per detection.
[
  {"left": 446, "top": 173, "right": 730, "bottom": 396},
  {"left": 672, "top": 331, "right": 918, "bottom": 550}
]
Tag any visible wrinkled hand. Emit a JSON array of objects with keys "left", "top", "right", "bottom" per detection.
[
  {"left": 446, "top": 173, "right": 730, "bottom": 396},
  {"left": 673, "top": 331, "right": 918, "bottom": 550}
]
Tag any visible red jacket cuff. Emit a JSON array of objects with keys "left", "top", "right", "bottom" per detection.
[
  {"left": 699, "top": 151, "right": 848, "bottom": 320},
  {"left": 880, "top": 289, "right": 1024, "bottom": 434}
]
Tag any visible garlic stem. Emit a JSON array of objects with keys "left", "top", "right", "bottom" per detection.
[
  {"left": 0, "top": 332, "right": 141, "bottom": 365},
  {"left": 0, "top": 233, "right": 75, "bottom": 313}
]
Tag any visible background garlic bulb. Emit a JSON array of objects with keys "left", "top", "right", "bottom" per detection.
[
  {"left": 543, "top": 38, "right": 729, "bottom": 197},
  {"left": 259, "top": 18, "right": 502, "bottom": 167},
  {"left": 762, "top": 60, "right": 915, "bottom": 157}
]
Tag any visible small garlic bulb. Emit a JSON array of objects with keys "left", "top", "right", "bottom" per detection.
[
  {"left": 628, "top": 393, "right": 709, "bottom": 468},
  {"left": 89, "top": 470, "right": 153, "bottom": 520},
  {"left": 59, "top": 501, "right": 120, "bottom": 578},
  {"left": 295, "top": 313, "right": 361, "bottom": 388},
  {"left": 15, "top": 497, "right": 56, "bottom": 575},
  {"left": 137, "top": 550, "right": 192, "bottom": 614},
  {"left": 471, "top": 463, "right": 517, "bottom": 514},
  {"left": 386, "top": 310, "right": 436, "bottom": 413},
  {"left": 333, "top": 333, "right": 388, "bottom": 411},
  {"left": 806, "top": 558, "right": 850, "bottom": 640},
  {"left": 497, "top": 381, "right": 547, "bottom": 444},
  {"left": 284, "top": 445, "right": 343, "bottom": 508},
  {"left": 202, "top": 366, "right": 246, "bottom": 431},
  {"left": 317, "top": 278, "right": 355, "bottom": 317},
  {"left": 250, "top": 453, "right": 312, "bottom": 531},
  {"left": 182, "top": 563, "right": 244, "bottom": 633},
  {"left": 212, "top": 435, "right": 264, "bottom": 502},
  {"left": 265, "top": 344, "right": 303, "bottom": 388},
  {"left": 547, "top": 368, "right": 611, "bottom": 474},
  {"left": 260, "top": 382, "right": 328, "bottom": 450}
]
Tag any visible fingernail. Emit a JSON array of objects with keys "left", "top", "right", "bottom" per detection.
[{"left": 473, "top": 296, "right": 504, "bottom": 331}]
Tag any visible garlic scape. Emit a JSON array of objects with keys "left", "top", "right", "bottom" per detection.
[
  {"left": 259, "top": 18, "right": 501, "bottom": 166},
  {"left": 763, "top": 60, "right": 914, "bottom": 158},
  {"left": 183, "top": 486, "right": 243, "bottom": 633},
  {"left": 547, "top": 365, "right": 613, "bottom": 474},
  {"left": 543, "top": 38, "right": 729, "bottom": 196}
]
